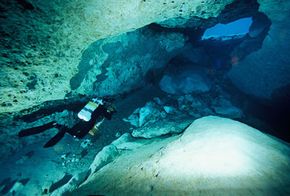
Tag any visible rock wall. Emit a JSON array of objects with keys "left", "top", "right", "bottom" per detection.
[
  {"left": 71, "top": 28, "right": 186, "bottom": 97},
  {"left": 0, "top": 0, "right": 234, "bottom": 114},
  {"left": 228, "top": 0, "right": 290, "bottom": 99}
]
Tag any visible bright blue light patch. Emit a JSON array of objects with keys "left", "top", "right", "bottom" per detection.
[{"left": 202, "top": 17, "right": 253, "bottom": 40}]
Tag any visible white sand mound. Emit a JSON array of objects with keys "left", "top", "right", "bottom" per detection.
[{"left": 71, "top": 116, "right": 290, "bottom": 195}]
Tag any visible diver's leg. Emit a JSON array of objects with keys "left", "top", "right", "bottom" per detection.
[
  {"left": 18, "top": 121, "right": 56, "bottom": 137},
  {"left": 43, "top": 128, "right": 66, "bottom": 148}
]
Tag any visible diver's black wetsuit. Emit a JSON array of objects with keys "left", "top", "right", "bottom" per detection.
[{"left": 18, "top": 103, "right": 114, "bottom": 148}]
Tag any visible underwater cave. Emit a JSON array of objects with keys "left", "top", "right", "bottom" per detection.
[{"left": 0, "top": 0, "right": 290, "bottom": 195}]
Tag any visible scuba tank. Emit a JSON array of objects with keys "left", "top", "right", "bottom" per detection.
[{"left": 77, "top": 98, "right": 103, "bottom": 122}]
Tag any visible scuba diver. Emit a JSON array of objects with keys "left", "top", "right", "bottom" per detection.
[{"left": 18, "top": 97, "right": 116, "bottom": 148}]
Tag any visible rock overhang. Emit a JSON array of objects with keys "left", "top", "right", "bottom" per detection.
[
  {"left": 0, "top": 0, "right": 243, "bottom": 115},
  {"left": 2, "top": 0, "right": 288, "bottom": 119}
]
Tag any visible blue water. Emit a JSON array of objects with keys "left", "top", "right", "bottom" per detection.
[{"left": 202, "top": 17, "right": 253, "bottom": 40}]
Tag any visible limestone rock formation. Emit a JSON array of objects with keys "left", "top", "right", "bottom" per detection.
[
  {"left": 123, "top": 101, "right": 165, "bottom": 128},
  {"left": 159, "top": 72, "right": 211, "bottom": 94},
  {"left": 63, "top": 116, "right": 290, "bottom": 195},
  {"left": 72, "top": 29, "right": 186, "bottom": 97},
  {"left": 0, "top": 0, "right": 234, "bottom": 114},
  {"left": 131, "top": 119, "right": 191, "bottom": 139},
  {"left": 159, "top": 62, "right": 212, "bottom": 95},
  {"left": 212, "top": 96, "right": 243, "bottom": 118}
]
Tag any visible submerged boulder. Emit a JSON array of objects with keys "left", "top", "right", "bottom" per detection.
[
  {"left": 212, "top": 97, "right": 243, "bottom": 119},
  {"left": 123, "top": 101, "right": 166, "bottom": 128},
  {"left": 131, "top": 118, "right": 191, "bottom": 139},
  {"left": 70, "top": 116, "right": 290, "bottom": 195},
  {"left": 159, "top": 67, "right": 211, "bottom": 95}
]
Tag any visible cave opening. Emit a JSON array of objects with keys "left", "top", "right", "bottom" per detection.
[{"left": 201, "top": 17, "right": 253, "bottom": 40}]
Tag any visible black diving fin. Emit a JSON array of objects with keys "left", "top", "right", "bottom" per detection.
[{"left": 18, "top": 122, "right": 56, "bottom": 137}]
